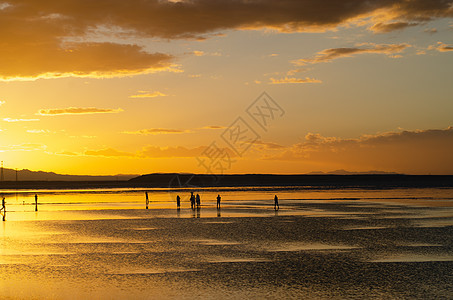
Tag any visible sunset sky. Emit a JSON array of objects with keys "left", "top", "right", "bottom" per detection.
[{"left": 0, "top": 0, "right": 452, "bottom": 175}]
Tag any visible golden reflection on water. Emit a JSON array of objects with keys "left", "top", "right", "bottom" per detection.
[{"left": 1, "top": 187, "right": 453, "bottom": 299}]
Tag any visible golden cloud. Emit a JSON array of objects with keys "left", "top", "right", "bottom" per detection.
[
  {"left": 202, "top": 125, "right": 226, "bottom": 130},
  {"left": 129, "top": 91, "right": 168, "bottom": 98},
  {"left": 79, "top": 145, "right": 236, "bottom": 158},
  {"left": 294, "top": 43, "right": 411, "bottom": 65},
  {"left": 123, "top": 128, "right": 191, "bottom": 135},
  {"left": 85, "top": 148, "right": 135, "bottom": 157},
  {"left": 430, "top": 42, "right": 453, "bottom": 52},
  {"left": 370, "top": 22, "right": 418, "bottom": 33},
  {"left": 37, "top": 107, "right": 123, "bottom": 115},
  {"left": 0, "top": 143, "right": 47, "bottom": 151},
  {"left": 269, "top": 77, "right": 322, "bottom": 84},
  {"left": 3, "top": 118, "right": 40, "bottom": 122}
]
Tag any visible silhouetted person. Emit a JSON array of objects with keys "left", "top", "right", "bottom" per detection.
[
  {"left": 216, "top": 194, "right": 221, "bottom": 209},
  {"left": 190, "top": 192, "right": 195, "bottom": 209},
  {"left": 145, "top": 191, "right": 149, "bottom": 209},
  {"left": 196, "top": 194, "right": 201, "bottom": 207},
  {"left": 274, "top": 195, "right": 279, "bottom": 210},
  {"left": 1, "top": 198, "right": 5, "bottom": 221},
  {"left": 35, "top": 194, "right": 38, "bottom": 211},
  {"left": 176, "top": 195, "right": 181, "bottom": 208}
]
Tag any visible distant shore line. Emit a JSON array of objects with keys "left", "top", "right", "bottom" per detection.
[{"left": 0, "top": 174, "right": 452, "bottom": 190}]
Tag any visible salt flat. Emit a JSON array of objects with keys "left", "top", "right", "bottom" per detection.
[{"left": 1, "top": 188, "right": 453, "bottom": 299}]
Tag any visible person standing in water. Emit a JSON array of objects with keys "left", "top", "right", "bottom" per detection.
[
  {"left": 176, "top": 195, "right": 181, "bottom": 208},
  {"left": 190, "top": 192, "right": 195, "bottom": 209},
  {"left": 274, "top": 195, "right": 279, "bottom": 210},
  {"left": 1, "top": 197, "right": 5, "bottom": 221},
  {"left": 196, "top": 193, "right": 201, "bottom": 208},
  {"left": 35, "top": 194, "right": 38, "bottom": 211},
  {"left": 216, "top": 194, "right": 221, "bottom": 209},
  {"left": 145, "top": 191, "right": 149, "bottom": 209}
]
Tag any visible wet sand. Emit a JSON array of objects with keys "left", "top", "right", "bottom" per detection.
[{"left": 1, "top": 189, "right": 453, "bottom": 299}]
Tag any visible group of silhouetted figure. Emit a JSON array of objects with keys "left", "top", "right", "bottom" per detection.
[
  {"left": 1, "top": 194, "right": 39, "bottom": 221},
  {"left": 145, "top": 192, "right": 279, "bottom": 211}
]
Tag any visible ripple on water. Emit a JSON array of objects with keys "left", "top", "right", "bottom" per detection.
[
  {"left": 371, "top": 254, "right": 453, "bottom": 262},
  {"left": 191, "top": 239, "right": 240, "bottom": 246},
  {"left": 266, "top": 242, "right": 357, "bottom": 252}
]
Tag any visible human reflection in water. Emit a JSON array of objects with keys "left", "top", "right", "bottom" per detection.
[
  {"left": 274, "top": 195, "right": 279, "bottom": 211},
  {"left": 196, "top": 206, "right": 201, "bottom": 218},
  {"left": 216, "top": 194, "right": 221, "bottom": 209},
  {"left": 217, "top": 208, "right": 221, "bottom": 218}
]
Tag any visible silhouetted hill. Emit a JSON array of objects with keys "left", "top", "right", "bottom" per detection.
[
  {"left": 0, "top": 168, "right": 137, "bottom": 181},
  {"left": 129, "top": 173, "right": 453, "bottom": 189},
  {"left": 308, "top": 169, "right": 399, "bottom": 175}
]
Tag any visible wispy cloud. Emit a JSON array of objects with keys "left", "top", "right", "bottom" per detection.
[
  {"left": 424, "top": 28, "right": 438, "bottom": 34},
  {"left": 286, "top": 68, "right": 309, "bottom": 76},
  {"left": 85, "top": 148, "right": 135, "bottom": 157},
  {"left": 252, "top": 141, "right": 286, "bottom": 149},
  {"left": 370, "top": 22, "right": 418, "bottom": 33},
  {"left": 129, "top": 91, "right": 167, "bottom": 98},
  {"left": 269, "top": 77, "right": 322, "bottom": 84},
  {"left": 294, "top": 43, "right": 411, "bottom": 65},
  {"left": 27, "top": 129, "right": 49, "bottom": 133},
  {"left": 37, "top": 107, "right": 123, "bottom": 116},
  {"left": 193, "top": 50, "right": 205, "bottom": 56},
  {"left": 3, "top": 118, "right": 39, "bottom": 122},
  {"left": 123, "top": 128, "right": 191, "bottom": 135},
  {"left": 429, "top": 42, "right": 453, "bottom": 52},
  {"left": 202, "top": 125, "right": 226, "bottom": 130},
  {"left": 0, "top": 143, "right": 46, "bottom": 151},
  {"left": 79, "top": 145, "right": 235, "bottom": 158}
]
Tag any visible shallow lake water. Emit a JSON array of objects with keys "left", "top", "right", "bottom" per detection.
[{"left": 1, "top": 187, "right": 453, "bottom": 299}]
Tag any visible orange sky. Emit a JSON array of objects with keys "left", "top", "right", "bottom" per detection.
[{"left": 1, "top": 0, "right": 453, "bottom": 175}]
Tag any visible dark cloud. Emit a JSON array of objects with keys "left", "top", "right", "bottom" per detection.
[
  {"left": 266, "top": 127, "right": 453, "bottom": 174},
  {"left": 1, "top": 0, "right": 452, "bottom": 79}
]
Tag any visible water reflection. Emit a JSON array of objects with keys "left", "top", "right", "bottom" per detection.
[{"left": 0, "top": 187, "right": 453, "bottom": 299}]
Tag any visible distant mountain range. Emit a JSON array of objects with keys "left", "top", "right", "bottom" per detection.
[
  {"left": 0, "top": 168, "right": 399, "bottom": 182},
  {"left": 0, "top": 169, "right": 452, "bottom": 190},
  {"left": 307, "top": 169, "right": 400, "bottom": 175},
  {"left": 0, "top": 168, "right": 137, "bottom": 181}
]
